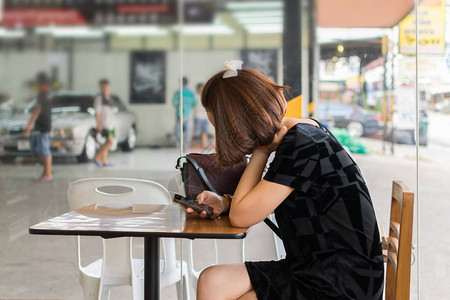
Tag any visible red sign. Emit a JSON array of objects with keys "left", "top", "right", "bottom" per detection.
[
  {"left": 1, "top": 9, "right": 87, "bottom": 27},
  {"left": 117, "top": 5, "right": 170, "bottom": 14}
]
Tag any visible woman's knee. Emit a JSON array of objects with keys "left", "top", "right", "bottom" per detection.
[
  {"left": 197, "top": 265, "right": 230, "bottom": 299},
  {"left": 198, "top": 264, "right": 252, "bottom": 300},
  {"left": 198, "top": 265, "right": 222, "bottom": 290}
]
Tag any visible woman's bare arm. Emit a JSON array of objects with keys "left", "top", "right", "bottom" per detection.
[{"left": 230, "top": 126, "right": 294, "bottom": 227}]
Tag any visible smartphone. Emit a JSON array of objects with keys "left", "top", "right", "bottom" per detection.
[{"left": 173, "top": 194, "right": 213, "bottom": 217}]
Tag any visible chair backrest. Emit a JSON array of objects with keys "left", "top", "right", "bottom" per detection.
[
  {"left": 67, "top": 177, "right": 171, "bottom": 210},
  {"left": 385, "top": 181, "right": 414, "bottom": 300}
]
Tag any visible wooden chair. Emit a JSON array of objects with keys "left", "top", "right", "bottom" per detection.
[{"left": 384, "top": 181, "right": 415, "bottom": 300}]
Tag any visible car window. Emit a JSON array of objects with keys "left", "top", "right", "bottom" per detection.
[
  {"left": 317, "top": 102, "right": 354, "bottom": 118},
  {"left": 24, "top": 99, "right": 37, "bottom": 114},
  {"left": 51, "top": 95, "right": 94, "bottom": 113},
  {"left": 111, "top": 95, "right": 127, "bottom": 112}
]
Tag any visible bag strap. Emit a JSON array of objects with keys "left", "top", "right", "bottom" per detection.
[
  {"left": 309, "top": 118, "right": 340, "bottom": 144},
  {"left": 263, "top": 218, "right": 281, "bottom": 238},
  {"left": 177, "top": 155, "right": 282, "bottom": 239},
  {"left": 178, "top": 155, "right": 219, "bottom": 194}
]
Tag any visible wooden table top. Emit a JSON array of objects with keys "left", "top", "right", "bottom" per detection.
[{"left": 29, "top": 204, "right": 249, "bottom": 239}]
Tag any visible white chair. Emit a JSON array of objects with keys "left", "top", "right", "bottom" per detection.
[
  {"left": 268, "top": 213, "right": 286, "bottom": 260},
  {"left": 187, "top": 239, "right": 245, "bottom": 289},
  {"left": 67, "top": 177, "right": 190, "bottom": 300},
  {"left": 186, "top": 215, "right": 283, "bottom": 289},
  {"left": 187, "top": 214, "right": 285, "bottom": 291}
]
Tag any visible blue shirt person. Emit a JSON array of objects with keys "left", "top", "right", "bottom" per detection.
[{"left": 172, "top": 77, "right": 197, "bottom": 151}]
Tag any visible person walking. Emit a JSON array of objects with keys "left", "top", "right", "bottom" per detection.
[
  {"left": 24, "top": 72, "right": 53, "bottom": 182},
  {"left": 173, "top": 77, "right": 197, "bottom": 152},
  {"left": 93, "top": 79, "right": 115, "bottom": 167}
]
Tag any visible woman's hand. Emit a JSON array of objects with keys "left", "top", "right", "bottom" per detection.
[
  {"left": 186, "top": 191, "right": 229, "bottom": 219},
  {"left": 254, "top": 125, "right": 288, "bottom": 156}
]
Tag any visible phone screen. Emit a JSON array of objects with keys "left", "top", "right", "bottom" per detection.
[{"left": 173, "top": 194, "right": 213, "bottom": 217}]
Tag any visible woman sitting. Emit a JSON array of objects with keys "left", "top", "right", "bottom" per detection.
[{"left": 189, "top": 62, "right": 384, "bottom": 300}]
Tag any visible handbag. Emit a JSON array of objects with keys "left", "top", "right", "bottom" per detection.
[
  {"left": 176, "top": 153, "right": 246, "bottom": 199},
  {"left": 176, "top": 153, "right": 281, "bottom": 238}
]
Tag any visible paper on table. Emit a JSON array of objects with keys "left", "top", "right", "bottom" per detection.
[
  {"left": 90, "top": 203, "right": 167, "bottom": 215},
  {"left": 132, "top": 204, "right": 167, "bottom": 213},
  {"left": 95, "top": 203, "right": 132, "bottom": 210}
]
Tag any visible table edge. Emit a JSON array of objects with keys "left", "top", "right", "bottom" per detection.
[{"left": 29, "top": 227, "right": 248, "bottom": 240}]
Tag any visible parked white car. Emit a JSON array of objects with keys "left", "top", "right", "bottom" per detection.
[{"left": 0, "top": 91, "right": 137, "bottom": 163}]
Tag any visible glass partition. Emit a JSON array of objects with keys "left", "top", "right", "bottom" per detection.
[
  {"left": 0, "top": 0, "right": 185, "bottom": 298},
  {"left": 316, "top": 1, "right": 421, "bottom": 298},
  {"left": 180, "top": 0, "right": 286, "bottom": 277},
  {"left": 416, "top": 0, "right": 448, "bottom": 298}
]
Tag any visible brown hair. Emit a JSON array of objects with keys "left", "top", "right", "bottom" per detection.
[{"left": 202, "top": 69, "right": 288, "bottom": 167}]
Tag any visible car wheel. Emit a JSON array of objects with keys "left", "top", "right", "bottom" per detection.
[
  {"left": 77, "top": 133, "right": 97, "bottom": 162},
  {"left": 347, "top": 121, "right": 364, "bottom": 138},
  {"left": 121, "top": 126, "right": 137, "bottom": 152},
  {"left": 0, "top": 155, "right": 16, "bottom": 163},
  {"left": 419, "top": 135, "right": 428, "bottom": 146}
]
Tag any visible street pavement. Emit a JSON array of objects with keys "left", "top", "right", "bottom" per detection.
[{"left": 428, "top": 111, "right": 450, "bottom": 147}]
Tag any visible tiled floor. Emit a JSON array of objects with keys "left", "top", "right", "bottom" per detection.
[{"left": 1, "top": 145, "right": 449, "bottom": 299}]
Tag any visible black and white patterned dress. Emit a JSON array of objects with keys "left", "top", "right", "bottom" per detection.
[{"left": 245, "top": 122, "right": 384, "bottom": 300}]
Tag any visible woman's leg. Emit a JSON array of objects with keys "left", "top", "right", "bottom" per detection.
[
  {"left": 197, "top": 263, "right": 255, "bottom": 300},
  {"left": 101, "top": 136, "right": 114, "bottom": 164},
  {"left": 238, "top": 290, "right": 257, "bottom": 300}
]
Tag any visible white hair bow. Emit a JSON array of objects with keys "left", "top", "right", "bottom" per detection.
[{"left": 223, "top": 60, "right": 244, "bottom": 78}]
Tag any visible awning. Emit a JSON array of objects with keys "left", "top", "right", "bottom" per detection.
[{"left": 317, "top": 0, "right": 415, "bottom": 28}]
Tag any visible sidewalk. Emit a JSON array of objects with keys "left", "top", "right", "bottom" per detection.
[{"left": 359, "top": 136, "right": 450, "bottom": 166}]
